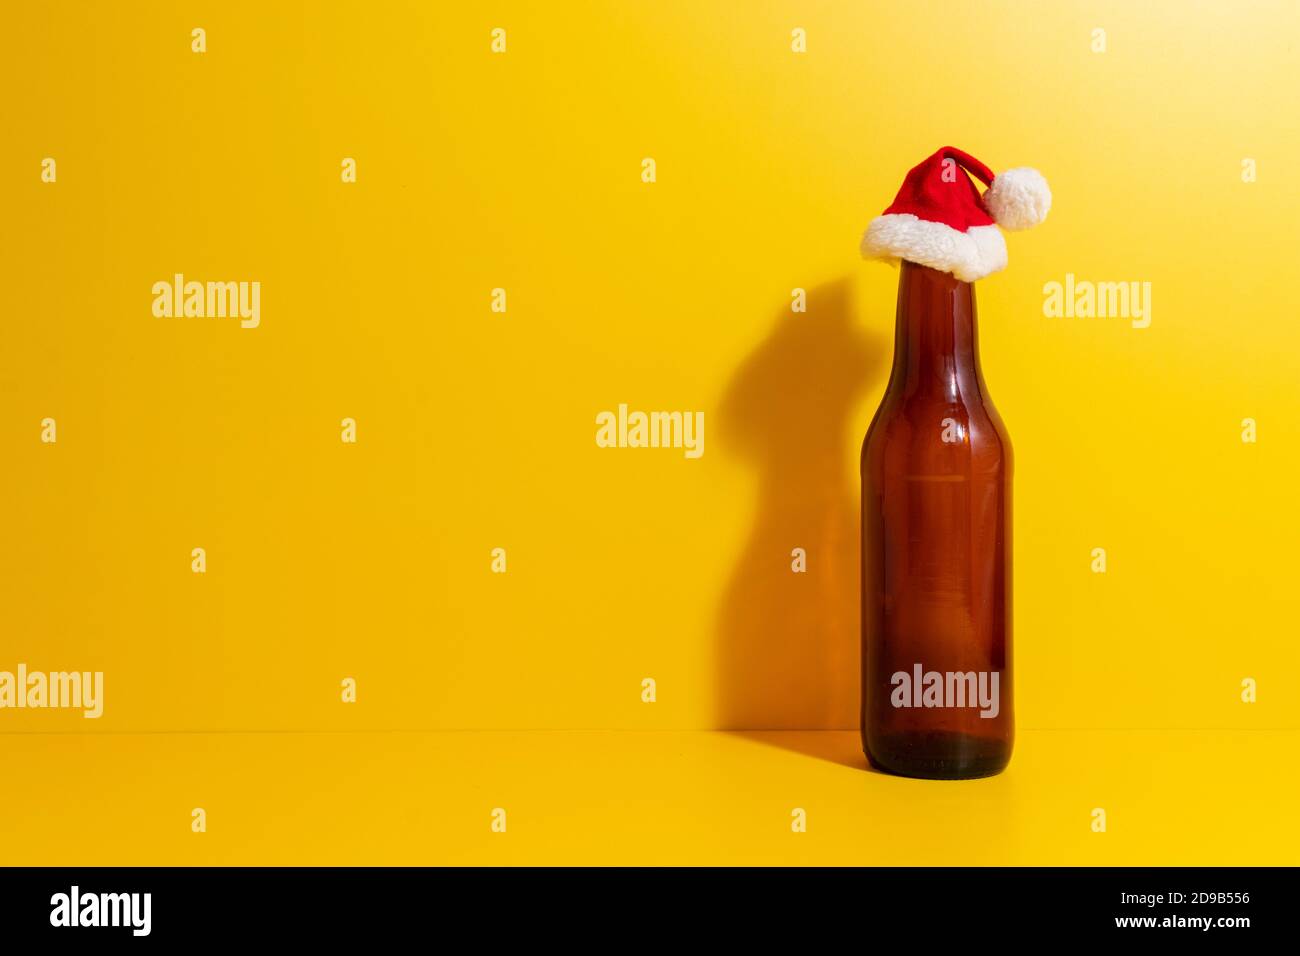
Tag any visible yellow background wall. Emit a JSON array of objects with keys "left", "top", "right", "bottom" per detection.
[{"left": 3, "top": 0, "right": 1297, "bottom": 741}]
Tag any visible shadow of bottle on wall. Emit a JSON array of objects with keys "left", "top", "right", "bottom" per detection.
[{"left": 714, "top": 278, "right": 888, "bottom": 768}]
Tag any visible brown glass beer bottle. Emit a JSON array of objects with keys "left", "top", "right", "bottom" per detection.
[
  {"left": 857, "top": 146, "right": 1047, "bottom": 778},
  {"left": 860, "top": 260, "right": 1012, "bottom": 778}
]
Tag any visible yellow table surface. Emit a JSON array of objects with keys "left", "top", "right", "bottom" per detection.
[{"left": 4, "top": 728, "right": 1293, "bottom": 866}]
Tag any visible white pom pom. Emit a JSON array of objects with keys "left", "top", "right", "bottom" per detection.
[{"left": 984, "top": 167, "right": 1051, "bottom": 231}]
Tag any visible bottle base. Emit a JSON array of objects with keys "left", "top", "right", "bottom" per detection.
[{"left": 864, "top": 731, "right": 1010, "bottom": 780}]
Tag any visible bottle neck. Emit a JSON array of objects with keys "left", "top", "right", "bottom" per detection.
[{"left": 889, "top": 260, "right": 983, "bottom": 399}]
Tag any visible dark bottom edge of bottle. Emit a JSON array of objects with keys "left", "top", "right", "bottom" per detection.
[{"left": 864, "top": 730, "right": 1011, "bottom": 780}]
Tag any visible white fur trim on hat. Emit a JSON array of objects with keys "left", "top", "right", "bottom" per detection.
[
  {"left": 860, "top": 215, "right": 1008, "bottom": 283},
  {"left": 984, "top": 168, "right": 1051, "bottom": 231}
]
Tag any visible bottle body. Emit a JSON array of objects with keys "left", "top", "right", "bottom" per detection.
[{"left": 861, "top": 261, "right": 1013, "bottom": 779}]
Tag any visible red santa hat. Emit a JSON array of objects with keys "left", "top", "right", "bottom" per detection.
[{"left": 861, "top": 146, "right": 1050, "bottom": 282}]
